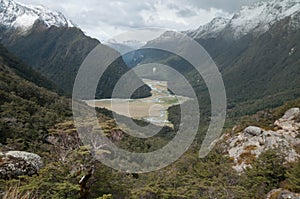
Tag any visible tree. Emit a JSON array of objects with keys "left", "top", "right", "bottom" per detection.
[
  {"left": 243, "top": 148, "right": 286, "bottom": 198},
  {"left": 285, "top": 161, "right": 300, "bottom": 192}
]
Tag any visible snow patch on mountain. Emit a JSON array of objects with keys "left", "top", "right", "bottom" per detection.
[
  {"left": 186, "top": 17, "right": 230, "bottom": 39},
  {"left": 227, "top": 0, "right": 300, "bottom": 39},
  {"left": 187, "top": 0, "right": 300, "bottom": 40},
  {"left": 0, "top": 0, "right": 74, "bottom": 32}
]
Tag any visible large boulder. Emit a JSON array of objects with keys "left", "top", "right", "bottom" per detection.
[
  {"left": 0, "top": 151, "right": 43, "bottom": 180},
  {"left": 244, "top": 126, "right": 262, "bottom": 136}
]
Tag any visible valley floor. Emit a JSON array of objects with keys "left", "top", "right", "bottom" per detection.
[{"left": 85, "top": 79, "right": 190, "bottom": 127}]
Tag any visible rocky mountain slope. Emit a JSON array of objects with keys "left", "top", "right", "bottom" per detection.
[{"left": 222, "top": 107, "right": 300, "bottom": 172}]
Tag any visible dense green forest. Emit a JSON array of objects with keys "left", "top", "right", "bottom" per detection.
[{"left": 0, "top": 42, "right": 300, "bottom": 198}]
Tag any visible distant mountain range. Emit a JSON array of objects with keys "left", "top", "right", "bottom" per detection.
[
  {"left": 124, "top": 0, "right": 300, "bottom": 115},
  {"left": 0, "top": 0, "right": 299, "bottom": 114},
  {"left": 192, "top": 0, "right": 300, "bottom": 115},
  {"left": 0, "top": 0, "right": 151, "bottom": 99},
  {"left": 105, "top": 39, "right": 147, "bottom": 52}
]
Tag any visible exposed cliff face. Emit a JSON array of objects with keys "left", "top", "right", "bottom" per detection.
[{"left": 222, "top": 108, "right": 300, "bottom": 172}]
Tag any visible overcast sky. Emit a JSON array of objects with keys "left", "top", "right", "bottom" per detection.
[{"left": 18, "top": 0, "right": 265, "bottom": 42}]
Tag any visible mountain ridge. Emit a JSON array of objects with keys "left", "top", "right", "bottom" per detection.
[
  {"left": 0, "top": 0, "right": 152, "bottom": 99},
  {"left": 127, "top": 0, "right": 300, "bottom": 116},
  {"left": 0, "top": 0, "right": 74, "bottom": 34},
  {"left": 187, "top": 0, "right": 300, "bottom": 40}
]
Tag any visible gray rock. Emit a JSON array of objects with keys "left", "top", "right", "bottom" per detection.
[
  {"left": 244, "top": 126, "right": 262, "bottom": 136},
  {"left": 282, "top": 108, "right": 300, "bottom": 119},
  {"left": 275, "top": 108, "right": 300, "bottom": 131},
  {"left": 6, "top": 151, "right": 43, "bottom": 170},
  {"left": 0, "top": 151, "right": 43, "bottom": 180}
]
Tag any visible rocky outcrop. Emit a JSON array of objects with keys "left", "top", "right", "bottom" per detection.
[
  {"left": 281, "top": 108, "right": 300, "bottom": 120},
  {"left": 223, "top": 108, "right": 300, "bottom": 172},
  {"left": 274, "top": 108, "right": 300, "bottom": 131},
  {"left": 266, "top": 189, "right": 300, "bottom": 199},
  {"left": 0, "top": 151, "right": 43, "bottom": 179}
]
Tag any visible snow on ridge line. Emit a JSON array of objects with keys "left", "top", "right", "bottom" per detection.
[
  {"left": 228, "top": 0, "right": 300, "bottom": 39},
  {"left": 0, "top": 0, "right": 75, "bottom": 31},
  {"left": 186, "top": 17, "right": 230, "bottom": 39},
  {"left": 188, "top": 0, "right": 300, "bottom": 40}
]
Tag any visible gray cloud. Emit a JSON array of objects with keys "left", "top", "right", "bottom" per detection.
[
  {"left": 187, "top": 0, "right": 268, "bottom": 12},
  {"left": 17, "top": 0, "right": 267, "bottom": 41},
  {"left": 176, "top": 8, "right": 197, "bottom": 17}
]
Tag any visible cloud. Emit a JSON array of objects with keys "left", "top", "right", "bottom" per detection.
[
  {"left": 176, "top": 8, "right": 197, "bottom": 18},
  {"left": 187, "top": 0, "right": 268, "bottom": 12},
  {"left": 17, "top": 0, "right": 265, "bottom": 41}
]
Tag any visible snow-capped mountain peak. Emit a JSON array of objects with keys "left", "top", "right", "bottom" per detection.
[
  {"left": 227, "top": 0, "right": 300, "bottom": 39},
  {"left": 0, "top": 0, "right": 74, "bottom": 32},
  {"left": 186, "top": 17, "right": 230, "bottom": 39},
  {"left": 187, "top": 0, "right": 300, "bottom": 40}
]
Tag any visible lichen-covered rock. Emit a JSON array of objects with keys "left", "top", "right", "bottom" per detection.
[
  {"left": 0, "top": 151, "right": 43, "bottom": 180},
  {"left": 5, "top": 151, "right": 43, "bottom": 170}
]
